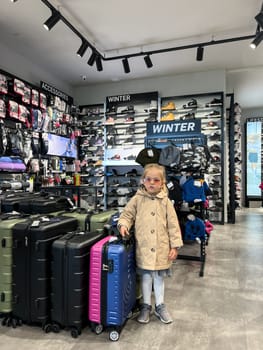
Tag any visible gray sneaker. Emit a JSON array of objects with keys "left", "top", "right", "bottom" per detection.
[
  {"left": 155, "top": 304, "right": 173, "bottom": 324},
  {"left": 137, "top": 303, "right": 152, "bottom": 324}
]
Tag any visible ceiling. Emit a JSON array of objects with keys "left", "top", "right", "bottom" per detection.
[{"left": 1, "top": 0, "right": 263, "bottom": 87}]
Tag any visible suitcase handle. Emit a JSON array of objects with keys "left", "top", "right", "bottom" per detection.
[
  {"left": 1, "top": 292, "right": 5, "bottom": 302},
  {"left": 1, "top": 238, "right": 6, "bottom": 248},
  {"left": 35, "top": 299, "right": 40, "bottom": 309}
]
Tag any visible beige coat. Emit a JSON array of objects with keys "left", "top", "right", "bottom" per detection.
[{"left": 118, "top": 187, "right": 183, "bottom": 271}]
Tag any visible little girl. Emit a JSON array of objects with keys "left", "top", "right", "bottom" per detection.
[{"left": 118, "top": 163, "right": 183, "bottom": 324}]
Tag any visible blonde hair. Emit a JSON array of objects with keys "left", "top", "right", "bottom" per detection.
[{"left": 142, "top": 163, "right": 168, "bottom": 193}]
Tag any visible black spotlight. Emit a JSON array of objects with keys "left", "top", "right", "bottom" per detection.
[
  {"left": 96, "top": 56, "right": 103, "bottom": 72},
  {"left": 250, "top": 31, "right": 263, "bottom": 49},
  {"left": 255, "top": 11, "right": 263, "bottom": 28},
  {"left": 144, "top": 55, "right": 153, "bottom": 68},
  {"left": 43, "top": 10, "right": 61, "bottom": 31},
  {"left": 122, "top": 58, "right": 130, "bottom": 73},
  {"left": 77, "top": 40, "right": 89, "bottom": 57},
  {"left": 10, "top": 0, "right": 19, "bottom": 2},
  {"left": 196, "top": 46, "right": 204, "bottom": 61},
  {"left": 87, "top": 51, "right": 97, "bottom": 66}
]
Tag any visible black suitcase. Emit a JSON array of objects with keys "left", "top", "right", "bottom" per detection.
[
  {"left": 1, "top": 191, "right": 42, "bottom": 213},
  {"left": 18, "top": 193, "right": 75, "bottom": 214},
  {"left": 11, "top": 215, "right": 79, "bottom": 330},
  {"left": 50, "top": 230, "right": 106, "bottom": 338}
]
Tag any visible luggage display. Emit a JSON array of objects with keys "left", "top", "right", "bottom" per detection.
[
  {"left": 50, "top": 230, "right": 106, "bottom": 338},
  {"left": 11, "top": 215, "right": 79, "bottom": 329},
  {"left": 89, "top": 235, "right": 136, "bottom": 341},
  {"left": 0, "top": 212, "right": 31, "bottom": 325}
]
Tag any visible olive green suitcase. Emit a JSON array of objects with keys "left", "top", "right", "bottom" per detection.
[
  {"left": 0, "top": 213, "right": 31, "bottom": 323},
  {"left": 89, "top": 209, "right": 119, "bottom": 232}
]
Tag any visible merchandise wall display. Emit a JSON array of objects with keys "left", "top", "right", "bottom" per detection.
[{"left": 159, "top": 92, "right": 225, "bottom": 224}]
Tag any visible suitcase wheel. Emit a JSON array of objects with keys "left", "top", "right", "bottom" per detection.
[
  {"left": 70, "top": 327, "right": 80, "bottom": 338},
  {"left": 94, "top": 324, "right": 103, "bottom": 335},
  {"left": 109, "top": 330, "right": 120, "bottom": 342},
  {"left": 43, "top": 323, "right": 52, "bottom": 333},
  {"left": 52, "top": 323, "right": 60, "bottom": 333}
]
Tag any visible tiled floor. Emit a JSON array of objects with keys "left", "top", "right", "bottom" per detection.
[{"left": 1, "top": 208, "right": 263, "bottom": 350}]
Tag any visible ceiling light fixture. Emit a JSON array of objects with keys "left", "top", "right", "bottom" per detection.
[
  {"left": 40, "top": 0, "right": 258, "bottom": 73},
  {"left": 250, "top": 30, "right": 263, "bottom": 49},
  {"left": 43, "top": 10, "right": 60, "bottom": 31},
  {"left": 122, "top": 58, "right": 130, "bottom": 73},
  {"left": 77, "top": 39, "right": 89, "bottom": 57},
  {"left": 196, "top": 46, "right": 204, "bottom": 61},
  {"left": 144, "top": 55, "right": 153, "bottom": 68},
  {"left": 96, "top": 56, "right": 103, "bottom": 72},
  {"left": 87, "top": 51, "right": 97, "bottom": 66}
]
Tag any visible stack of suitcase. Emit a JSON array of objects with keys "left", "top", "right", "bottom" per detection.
[{"left": 0, "top": 190, "right": 135, "bottom": 341}]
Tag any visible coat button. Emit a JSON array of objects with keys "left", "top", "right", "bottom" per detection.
[
  {"left": 151, "top": 229, "right": 154, "bottom": 233},
  {"left": 151, "top": 248, "right": 155, "bottom": 252},
  {"left": 151, "top": 212, "right": 155, "bottom": 216}
]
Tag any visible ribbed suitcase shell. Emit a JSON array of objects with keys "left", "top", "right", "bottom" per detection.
[
  {"left": 89, "top": 236, "right": 136, "bottom": 337},
  {"left": 0, "top": 214, "right": 30, "bottom": 315},
  {"left": 50, "top": 231, "right": 105, "bottom": 337},
  {"left": 89, "top": 210, "right": 119, "bottom": 232},
  {"left": 12, "top": 216, "right": 78, "bottom": 327}
]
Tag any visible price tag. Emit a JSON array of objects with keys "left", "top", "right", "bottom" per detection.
[{"left": 194, "top": 180, "right": 202, "bottom": 187}]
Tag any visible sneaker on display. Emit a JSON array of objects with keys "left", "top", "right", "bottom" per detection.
[
  {"left": 105, "top": 117, "right": 115, "bottom": 125},
  {"left": 161, "top": 101, "right": 176, "bottom": 111},
  {"left": 205, "top": 98, "right": 222, "bottom": 107},
  {"left": 160, "top": 112, "right": 175, "bottom": 121},
  {"left": 183, "top": 98, "right": 198, "bottom": 109}
]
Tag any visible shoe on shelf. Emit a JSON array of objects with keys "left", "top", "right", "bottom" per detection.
[
  {"left": 205, "top": 110, "right": 221, "bottom": 117},
  {"left": 161, "top": 112, "right": 175, "bottom": 121},
  {"left": 125, "top": 116, "right": 135, "bottom": 123},
  {"left": 161, "top": 101, "right": 176, "bottom": 111},
  {"left": 144, "top": 115, "right": 157, "bottom": 122},
  {"left": 137, "top": 303, "right": 152, "bottom": 324},
  {"left": 105, "top": 117, "right": 115, "bottom": 125},
  {"left": 205, "top": 98, "right": 222, "bottom": 107},
  {"left": 124, "top": 137, "right": 134, "bottom": 144},
  {"left": 120, "top": 105, "right": 135, "bottom": 114},
  {"left": 183, "top": 98, "right": 198, "bottom": 109},
  {"left": 180, "top": 112, "right": 195, "bottom": 120},
  {"left": 202, "top": 121, "right": 219, "bottom": 130},
  {"left": 154, "top": 304, "right": 173, "bottom": 324}
]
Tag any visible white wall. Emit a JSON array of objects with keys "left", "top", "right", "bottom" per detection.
[
  {"left": 227, "top": 68, "right": 263, "bottom": 109},
  {"left": 73, "top": 70, "right": 226, "bottom": 105},
  {"left": 0, "top": 41, "right": 73, "bottom": 96}
]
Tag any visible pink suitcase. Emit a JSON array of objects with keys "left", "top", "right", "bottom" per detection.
[{"left": 88, "top": 236, "right": 113, "bottom": 324}]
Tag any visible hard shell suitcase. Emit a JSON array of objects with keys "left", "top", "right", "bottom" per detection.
[
  {"left": 11, "top": 215, "right": 78, "bottom": 329},
  {"left": 50, "top": 230, "right": 106, "bottom": 338},
  {"left": 0, "top": 213, "right": 31, "bottom": 325},
  {"left": 53, "top": 207, "right": 92, "bottom": 232},
  {"left": 89, "top": 210, "right": 119, "bottom": 232},
  {"left": 0, "top": 191, "right": 42, "bottom": 213},
  {"left": 18, "top": 194, "right": 75, "bottom": 214},
  {"left": 89, "top": 235, "right": 136, "bottom": 341}
]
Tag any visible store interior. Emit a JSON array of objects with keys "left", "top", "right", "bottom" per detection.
[{"left": 0, "top": 1, "right": 263, "bottom": 349}]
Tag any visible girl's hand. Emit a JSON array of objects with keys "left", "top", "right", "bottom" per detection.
[
  {"left": 119, "top": 225, "right": 129, "bottom": 237},
  {"left": 168, "top": 248, "right": 178, "bottom": 261}
]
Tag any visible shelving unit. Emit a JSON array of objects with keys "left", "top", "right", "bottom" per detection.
[
  {"left": 103, "top": 91, "right": 158, "bottom": 209},
  {"left": 160, "top": 92, "right": 225, "bottom": 224}
]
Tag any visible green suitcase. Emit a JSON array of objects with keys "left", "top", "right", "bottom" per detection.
[
  {"left": 89, "top": 209, "right": 119, "bottom": 232},
  {"left": 53, "top": 208, "right": 91, "bottom": 232},
  {"left": 0, "top": 214, "right": 31, "bottom": 319}
]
